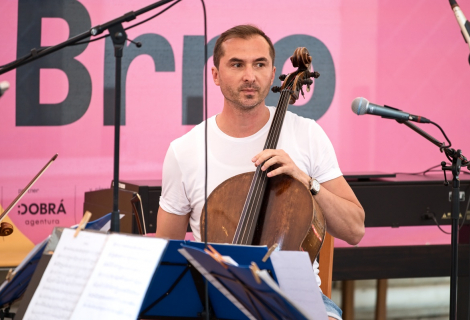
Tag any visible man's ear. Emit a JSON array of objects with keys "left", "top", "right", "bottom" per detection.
[
  {"left": 212, "top": 66, "right": 220, "bottom": 86},
  {"left": 270, "top": 66, "right": 276, "bottom": 85}
]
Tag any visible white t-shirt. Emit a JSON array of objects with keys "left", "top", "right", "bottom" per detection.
[{"left": 159, "top": 106, "right": 342, "bottom": 285}]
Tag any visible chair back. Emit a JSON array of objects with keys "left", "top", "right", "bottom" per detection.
[{"left": 319, "top": 232, "right": 334, "bottom": 298}]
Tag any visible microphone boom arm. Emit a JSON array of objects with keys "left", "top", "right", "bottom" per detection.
[{"left": 397, "top": 120, "right": 470, "bottom": 168}]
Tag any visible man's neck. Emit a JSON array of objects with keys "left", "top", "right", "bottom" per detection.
[{"left": 216, "top": 102, "right": 270, "bottom": 138}]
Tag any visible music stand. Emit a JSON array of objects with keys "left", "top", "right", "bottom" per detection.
[
  {"left": 177, "top": 244, "right": 321, "bottom": 320},
  {"left": 139, "top": 241, "right": 276, "bottom": 319}
]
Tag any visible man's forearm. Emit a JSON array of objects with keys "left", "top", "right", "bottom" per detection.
[{"left": 314, "top": 177, "right": 365, "bottom": 245}]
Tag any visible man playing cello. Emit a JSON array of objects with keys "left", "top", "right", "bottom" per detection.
[{"left": 156, "top": 24, "right": 365, "bottom": 319}]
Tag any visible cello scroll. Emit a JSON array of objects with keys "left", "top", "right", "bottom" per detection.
[{"left": 271, "top": 47, "right": 320, "bottom": 104}]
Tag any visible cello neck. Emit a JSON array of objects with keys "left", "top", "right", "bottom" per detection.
[{"left": 264, "top": 90, "right": 292, "bottom": 150}]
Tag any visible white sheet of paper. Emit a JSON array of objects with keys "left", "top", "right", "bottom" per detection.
[
  {"left": 71, "top": 235, "right": 167, "bottom": 320},
  {"left": 23, "top": 229, "right": 167, "bottom": 320},
  {"left": 270, "top": 251, "right": 328, "bottom": 320},
  {"left": 23, "top": 229, "right": 108, "bottom": 320},
  {"left": 257, "top": 270, "right": 313, "bottom": 319}
]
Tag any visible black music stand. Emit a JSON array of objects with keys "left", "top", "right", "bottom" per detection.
[
  {"left": 177, "top": 244, "right": 326, "bottom": 320},
  {"left": 140, "top": 241, "right": 277, "bottom": 319}
]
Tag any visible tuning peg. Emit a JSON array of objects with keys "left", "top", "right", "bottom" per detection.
[
  {"left": 271, "top": 86, "right": 282, "bottom": 93},
  {"left": 308, "top": 71, "right": 320, "bottom": 78},
  {"left": 299, "top": 86, "right": 305, "bottom": 99},
  {"left": 301, "top": 79, "right": 313, "bottom": 86},
  {"left": 279, "top": 74, "right": 287, "bottom": 81}
]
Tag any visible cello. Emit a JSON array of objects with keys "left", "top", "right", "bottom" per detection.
[{"left": 201, "top": 47, "right": 325, "bottom": 263}]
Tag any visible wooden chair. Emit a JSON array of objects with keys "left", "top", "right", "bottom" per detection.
[
  {"left": 319, "top": 234, "right": 362, "bottom": 320},
  {"left": 320, "top": 234, "right": 387, "bottom": 320},
  {"left": 319, "top": 232, "right": 334, "bottom": 298}
]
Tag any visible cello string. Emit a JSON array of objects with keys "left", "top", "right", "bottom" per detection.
[
  {"left": 235, "top": 89, "right": 291, "bottom": 243},
  {"left": 241, "top": 88, "right": 290, "bottom": 242},
  {"left": 239, "top": 78, "right": 294, "bottom": 243},
  {"left": 244, "top": 72, "right": 302, "bottom": 243},
  {"left": 242, "top": 86, "right": 291, "bottom": 242},
  {"left": 237, "top": 66, "right": 307, "bottom": 243},
  {"left": 237, "top": 55, "right": 313, "bottom": 243},
  {"left": 237, "top": 83, "right": 293, "bottom": 243}
]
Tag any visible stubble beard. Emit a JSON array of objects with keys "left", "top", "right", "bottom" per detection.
[{"left": 223, "top": 83, "right": 270, "bottom": 112}]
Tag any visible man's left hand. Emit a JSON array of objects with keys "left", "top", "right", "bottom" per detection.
[{"left": 252, "top": 149, "right": 310, "bottom": 187}]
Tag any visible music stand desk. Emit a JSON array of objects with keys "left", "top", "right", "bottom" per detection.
[{"left": 140, "top": 241, "right": 276, "bottom": 320}]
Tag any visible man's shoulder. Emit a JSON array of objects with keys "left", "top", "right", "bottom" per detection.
[
  {"left": 170, "top": 118, "right": 210, "bottom": 149},
  {"left": 274, "top": 108, "right": 331, "bottom": 145}
]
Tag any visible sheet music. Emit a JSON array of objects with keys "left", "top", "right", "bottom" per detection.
[
  {"left": 270, "top": 251, "right": 328, "bottom": 320},
  {"left": 71, "top": 235, "right": 167, "bottom": 320},
  {"left": 23, "top": 229, "right": 167, "bottom": 320},
  {"left": 23, "top": 229, "right": 108, "bottom": 320}
]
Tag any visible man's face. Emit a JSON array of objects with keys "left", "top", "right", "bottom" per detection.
[{"left": 212, "top": 35, "right": 275, "bottom": 111}]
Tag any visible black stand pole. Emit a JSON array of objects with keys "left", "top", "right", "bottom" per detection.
[
  {"left": 109, "top": 24, "right": 126, "bottom": 233},
  {"left": 398, "top": 120, "right": 468, "bottom": 320},
  {"left": 0, "top": 0, "right": 177, "bottom": 233},
  {"left": 443, "top": 150, "right": 462, "bottom": 320}
]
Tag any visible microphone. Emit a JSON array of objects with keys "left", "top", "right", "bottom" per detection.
[
  {"left": 449, "top": 0, "right": 470, "bottom": 51},
  {"left": 0, "top": 81, "right": 9, "bottom": 97},
  {"left": 351, "top": 97, "right": 431, "bottom": 123}
]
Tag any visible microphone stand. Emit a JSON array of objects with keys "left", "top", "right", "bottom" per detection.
[
  {"left": 0, "top": 0, "right": 177, "bottom": 233},
  {"left": 397, "top": 120, "right": 469, "bottom": 320}
]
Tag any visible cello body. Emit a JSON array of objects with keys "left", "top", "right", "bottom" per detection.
[{"left": 201, "top": 173, "right": 326, "bottom": 263}]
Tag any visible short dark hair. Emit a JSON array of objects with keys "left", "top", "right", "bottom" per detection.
[{"left": 213, "top": 25, "right": 275, "bottom": 69}]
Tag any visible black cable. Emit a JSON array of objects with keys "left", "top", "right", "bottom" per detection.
[
  {"left": 0, "top": 47, "right": 48, "bottom": 69},
  {"left": 393, "top": 120, "right": 470, "bottom": 177},
  {"left": 429, "top": 212, "right": 452, "bottom": 234},
  {"left": 429, "top": 120, "right": 452, "bottom": 149},
  {"left": 426, "top": 182, "right": 470, "bottom": 234},
  {"left": 394, "top": 163, "right": 444, "bottom": 176},
  {"left": 199, "top": 1, "right": 209, "bottom": 319},
  {"left": 427, "top": 120, "right": 453, "bottom": 162},
  {"left": 125, "top": 0, "right": 183, "bottom": 31},
  {"left": 72, "top": 0, "right": 183, "bottom": 46},
  {"left": 459, "top": 183, "right": 470, "bottom": 230},
  {"left": 394, "top": 162, "right": 470, "bottom": 176}
]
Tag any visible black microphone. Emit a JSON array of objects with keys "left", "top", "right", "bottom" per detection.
[
  {"left": 351, "top": 97, "right": 431, "bottom": 123},
  {"left": 0, "top": 81, "right": 9, "bottom": 97},
  {"left": 449, "top": 0, "right": 470, "bottom": 53}
]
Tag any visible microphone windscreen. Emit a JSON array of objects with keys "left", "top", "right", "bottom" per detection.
[
  {"left": 351, "top": 97, "right": 369, "bottom": 115},
  {"left": 0, "top": 81, "right": 10, "bottom": 91}
]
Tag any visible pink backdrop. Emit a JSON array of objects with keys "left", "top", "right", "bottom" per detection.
[{"left": 1, "top": 0, "right": 469, "bottom": 246}]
